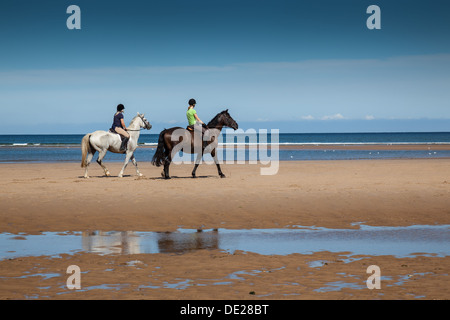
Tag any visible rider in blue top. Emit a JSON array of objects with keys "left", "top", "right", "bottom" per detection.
[{"left": 111, "top": 104, "right": 130, "bottom": 152}]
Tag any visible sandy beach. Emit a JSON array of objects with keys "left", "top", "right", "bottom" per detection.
[{"left": 0, "top": 158, "right": 449, "bottom": 300}]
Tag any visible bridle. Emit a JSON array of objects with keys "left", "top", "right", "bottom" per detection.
[{"left": 126, "top": 117, "right": 151, "bottom": 131}]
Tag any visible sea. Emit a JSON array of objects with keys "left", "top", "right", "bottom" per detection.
[{"left": 0, "top": 132, "right": 450, "bottom": 163}]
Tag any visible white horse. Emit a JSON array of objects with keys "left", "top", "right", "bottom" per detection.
[{"left": 81, "top": 113, "right": 152, "bottom": 178}]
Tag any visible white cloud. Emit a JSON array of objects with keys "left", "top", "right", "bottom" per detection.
[
  {"left": 300, "top": 115, "right": 315, "bottom": 120},
  {"left": 321, "top": 113, "right": 345, "bottom": 120},
  {"left": 365, "top": 115, "right": 375, "bottom": 120}
]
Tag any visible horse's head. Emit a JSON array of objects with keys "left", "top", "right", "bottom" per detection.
[
  {"left": 137, "top": 113, "right": 152, "bottom": 130},
  {"left": 218, "top": 109, "right": 239, "bottom": 130}
]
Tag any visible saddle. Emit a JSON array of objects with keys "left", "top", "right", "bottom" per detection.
[
  {"left": 109, "top": 128, "right": 129, "bottom": 152},
  {"left": 186, "top": 125, "right": 212, "bottom": 149},
  {"left": 109, "top": 128, "right": 126, "bottom": 141},
  {"left": 186, "top": 123, "right": 208, "bottom": 133}
]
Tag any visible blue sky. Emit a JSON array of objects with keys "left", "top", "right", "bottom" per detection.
[{"left": 1, "top": 0, "right": 450, "bottom": 133}]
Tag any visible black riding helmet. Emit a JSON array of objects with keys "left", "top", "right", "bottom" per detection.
[
  {"left": 188, "top": 98, "right": 196, "bottom": 106},
  {"left": 117, "top": 104, "right": 125, "bottom": 111}
]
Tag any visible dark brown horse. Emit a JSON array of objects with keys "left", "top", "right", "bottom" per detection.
[{"left": 152, "top": 109, "right": 238, "bottom": 179}]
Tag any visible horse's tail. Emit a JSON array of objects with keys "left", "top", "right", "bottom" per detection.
[
  {"left": 151, "top": 129, "right": 167, "bottom": 167},
  {"left": 81, "top": 133, "right": 92, "bottom": 168}
]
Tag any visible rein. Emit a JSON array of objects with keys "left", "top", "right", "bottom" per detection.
[{"left": 126, "top": 128, "right": 145, "bottom": 131}]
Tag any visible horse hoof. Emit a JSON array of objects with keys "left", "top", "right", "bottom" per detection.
[
  {"left": 118, "top": 174, "right": 123, "bottom": 178},
  {"left": 165, "top": 176, "right": 171, "bottom": 180},
  {"left": 192, "top": 174, "right": 197, "bottom": 178},
  {"left": 220, "top": 174, "right": 226, "bottom": 178}
]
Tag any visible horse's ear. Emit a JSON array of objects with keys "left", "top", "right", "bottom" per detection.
[
  {"left": 226, "top": 109, "right": 229, "bottom": 113},
  {"left": 137, "top": 112, "right": 141, "bottom": 116}
]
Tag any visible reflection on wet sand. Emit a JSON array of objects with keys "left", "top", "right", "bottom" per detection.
[
  {"left": 81, "top": 230, "right": 219, "bottom": 255},
  {"left": 156, "top": 230, "right": 219, "bottom": 253},
  {"left": 82, "top": 231, "right": 141, "bottom": 255},
  {"left": 79, "top": 225, "right": 450, "bottom": 257},
  {"left": 2, "top": 225, "right": 447, "bottom": 259}
]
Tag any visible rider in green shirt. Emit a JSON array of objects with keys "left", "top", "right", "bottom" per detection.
[
  {"left": 186, "top": 98, "right": 205, "bottom": 127},
  {"left": 186, "top": 98, "right": 209, "bottom": 148}
]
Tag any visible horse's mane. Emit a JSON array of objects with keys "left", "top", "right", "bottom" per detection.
[
  {"left": 129, "top": 114, "right": 142, "bottom": 125},
  {"left": 207, "top": 110, "right": 227, "bottom": 128}
]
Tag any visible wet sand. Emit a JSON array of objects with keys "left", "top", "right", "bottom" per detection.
[{"left": 0, "top": 158, "right": 449, "bottom": 300}]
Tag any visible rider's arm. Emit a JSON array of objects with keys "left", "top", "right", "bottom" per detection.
[
  {"left": 120, "top": 118, "right": 127, "bottom": 130},
  {"left": 194, "top": 113, "right": 204, "bottom": 124}
]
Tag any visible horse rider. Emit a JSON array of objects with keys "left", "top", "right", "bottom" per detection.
[
  {"left": 186, "top": 98, "right": 208, "bottom": 137},
  {"left": 111, "top": 103, "right": 130, "bottom": 152}
]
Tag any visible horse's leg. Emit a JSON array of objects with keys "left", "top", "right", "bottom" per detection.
[
  {"left": 96, "top": 149, "right": 111, "bottom": 177},
  {"left": 118, "top": 151, "right": 133, "bottom": 178},
  {"left": 162, "top": 161, "right": 171, "bottom": 179},
  {"left": 192, "top": 153, "right": 202, "bottom": 178},
  {"left": 162, "top": 152, "right": 172, "bottom": 179},
  {"left": 130, "top": 154, "right": 143, "bottom": 177},
  {"left": 163, "top": 159, "right": 171, "bottom": 179},
  {"left": 212, "top": 149, "right": 225, "bottom": 178},
  {"left": 84, "top": 151, "right": 95, "bottom": 179}
]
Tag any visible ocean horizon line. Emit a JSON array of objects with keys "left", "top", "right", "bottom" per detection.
[{"left": 1, "top": 131, "right": 450, "bottom": 136}]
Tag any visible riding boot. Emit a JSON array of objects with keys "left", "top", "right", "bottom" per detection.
[
  {"left": 120, "top": 137, "right": 129, "bottom": 152},
  {"left": 202, "top": 127, "right": 210, "bottom": 149}
]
